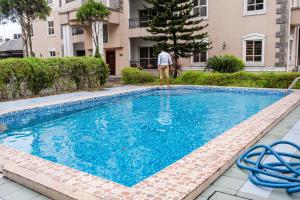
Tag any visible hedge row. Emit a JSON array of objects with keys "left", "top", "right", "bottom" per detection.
[
  {"left": 174, "top": 71, "right": 300, "bottom": 89},
  {"left": 121, "top": 67, "right": 155, "bottom": 84},
  {"left": 0, "top": 57, "right": 109, "bottom": 100}
]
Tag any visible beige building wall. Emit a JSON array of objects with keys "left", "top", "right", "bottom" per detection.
[
  {"left": 31, "top": 0, "right": 300, "bottom": 75},
  {"left": 167, "top": 0, "right": 283, "bottom": 71},
  {"left": 32, "top": 10, "right": 62, "bottom": 58}
]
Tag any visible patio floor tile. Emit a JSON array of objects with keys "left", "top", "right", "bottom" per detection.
[
  {"left": 0, "top": 182, "right": 23, "bottom": 197},
  {"left": 3, "top": 187, "right": 40, "bottom": 200},
  {"left": 268, "top": 189, "right": 300, "bottom": 200},
  {"left": 209, "top": 192, "right": 249, "bottom": 200},
  {"left": 212, "top": 176, "right": 246, "bottom": 191},
  {"left": 200, "top": 185, "right": 236, "bottom": 198},
  {"left": 223, "top": 167, "right": 249, "bottom": 181}
]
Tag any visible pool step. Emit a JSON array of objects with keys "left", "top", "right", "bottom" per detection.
[{"left": 2, "top": 161, "right": 102, "bottom": 200}]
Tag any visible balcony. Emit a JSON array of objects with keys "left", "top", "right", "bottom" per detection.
[
  {"left": 129, "top": 18, "right": 151, "bottom": 29},
  {"left": 59, "top": 0, "right": 121, "bottom": 24},
  {"left": 130, "top": 59, "right": 158, "bottom": 69}
]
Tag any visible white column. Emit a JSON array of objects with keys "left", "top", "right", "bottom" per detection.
[
  {"left": 62, "top": 25, "right": 73, "bottom": 57},
  {"left": 92, "top": 21, "right": 104, "bottom": 56}
]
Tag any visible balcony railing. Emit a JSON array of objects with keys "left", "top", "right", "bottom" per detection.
[
  {"left": 129, "top": 18, "right": 151, "bottom": 29},
  {"left": 130, "top": 59, "right": 158, "bottom": 69}
]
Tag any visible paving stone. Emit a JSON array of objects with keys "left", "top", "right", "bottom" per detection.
[
  {"left": 213, "top": 176, "right": 246, "bottom": 191},
  {"left": 223, "top": 167, "right": 249, "bottom": 181},
  {"left": 195, "top": 196, "right": 207, "bottom": 200},
  {"left": 3, "top": 187, "right": 40, "bottom": 200},
  {"left": 200, "top": 185, "right": 236, "bottom": 198},
  {"left": 237, "top": 191, "right": 268, "bottom": 200},
  {"left": 209, "top": 192, "right": 249, "bottom": 200},
  {"left": 0, "top": 178, "right": 10, "bottom": 185},
  {"left": 0, "top": 182, "right": 23, "bottom": 197},
  {"left": 268, "top": 189, "right": 300, "bottom": 200},
  {"left": 32, "top": 195, "right": 52, "bottom": 200}
]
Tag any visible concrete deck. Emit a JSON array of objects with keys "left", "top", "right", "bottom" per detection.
[{"left": 197, "top": 105, "right": 300, "bottom": 200}]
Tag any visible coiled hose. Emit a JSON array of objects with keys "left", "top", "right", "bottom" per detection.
[{"left": 237, "top": 141, "right": 300, "bottom": 193}]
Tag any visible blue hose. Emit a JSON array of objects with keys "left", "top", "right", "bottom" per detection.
[{"left": 237, "top": 141, "right": 300, "bottom": 193}]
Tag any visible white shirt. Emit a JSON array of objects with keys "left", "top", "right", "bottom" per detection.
[{"left": 157, "top": 51, "right": 173, "bottom": 66}]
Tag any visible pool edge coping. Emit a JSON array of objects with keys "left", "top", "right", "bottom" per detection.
[{"left": 0, "top": 86, "right": 299, "bottom": 200}]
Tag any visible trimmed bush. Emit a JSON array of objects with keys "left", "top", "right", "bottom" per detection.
[
  {"left": 207, "top": 54, "right": 245, "bottom": 73},
  {"left": 174, "top": 71, "right": 300, "bottom": 89},
  {"left": 121, "top": 67, "right": 155, "bottom": 84},
  {"left": 0, "top": 57, "right": 109, "bottom": 100}
]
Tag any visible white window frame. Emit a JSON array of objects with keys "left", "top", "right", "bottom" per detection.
[
  {"left": 193, "top": 0, "right": 209, "bottom": 20},
  {"left": 242, "top": 33, "right": 265, "bottom": 66},
  {"left": 48, "top": 47, "right": 56, "bottom": 57},
  {"left": 289, "top": 34, "right": 295, "bottom": 66},
  {"left": 191, "top": 51, "right": 208, "bottom": 66},
  {"left": 47, "top": 19, "right": 55, "bottom": 36},
  {"left": 244, "top": 0, "right": 266, "bottom": 16}
]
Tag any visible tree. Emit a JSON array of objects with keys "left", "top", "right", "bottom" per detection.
[
  {"left": 0, "top": 0, "right": 51, "bottom": 57},
  {"left": 76, "top": 0, "right": 110, "bottom": 58},
  {"left": 144, "top": 0, "right": 211, "bottom": 77}
]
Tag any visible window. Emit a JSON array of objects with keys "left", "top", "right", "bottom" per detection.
[
  {"left": 245, "top": 41, "right": 262, "bottom": 62},
  {"left": 47, "top": 0, "right": 53, "bottom": 4},
  {"left": 103, "top": 24, "right": 108, "bottom": 43},
  {"left": 49, "top": 50, "right": 56, "bottom": 57},
  {"left": 13, "top": 34, "right": 21, "bottom": 40},
  {"left": 65, "top": 0, "right": 75, "bottom": 3},
  {"left": 140, "top": 47, "right": 156, "bottom": 69},
  {"left": 244, "top": 0, "right": 266, "bottom": 15},
  {"left": 193, "top": 0, "right": 208, "bottom": 18},
  {"left": 48, "top": 20, "right": 55, "bottom": 35},
  {"left": 72, "top": 27, "right": 84, "bottom": 35},
  {"left": 243, "top": 33, "right": 265, "bottom": 66},
  {"left": 193, "top": 52, "right": 207, "bottom": 63}
]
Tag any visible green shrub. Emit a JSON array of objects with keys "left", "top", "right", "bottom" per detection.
[
  {"left": 207, "top": 54, "right": 245, "bottom": 73},
  {"left": 121, "top": 67, "right": 155, "bottom": 84},
  {"left": 0, "top": 57, "right": 109, "bottom": 100},
  {"left": 175, "top": 71, "right": 300, "bottom": 89}
]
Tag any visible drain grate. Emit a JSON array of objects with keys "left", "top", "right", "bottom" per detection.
[{"left": 208, "top": 191, "right": 252, "bottom": 200}]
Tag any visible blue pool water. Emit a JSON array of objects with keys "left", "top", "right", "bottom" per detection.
[{"left": 0, "top": 88, "right": 286, "bottom": 187}]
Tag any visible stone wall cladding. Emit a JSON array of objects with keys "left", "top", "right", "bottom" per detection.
[{"left": 275, "top": 0, "right": 290, "bottom": 67}]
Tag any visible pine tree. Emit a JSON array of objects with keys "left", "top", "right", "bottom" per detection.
[{"left": 144, "top": 0, "right": 211, "bottom": 77}]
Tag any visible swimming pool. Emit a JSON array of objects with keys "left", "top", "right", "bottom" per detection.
[{"left": 0, "top": 87, "right": 288, "bottom": 187}]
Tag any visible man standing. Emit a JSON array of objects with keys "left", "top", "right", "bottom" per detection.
[{"left": 157, "top": 50, "right": 173, "bottom": 86}]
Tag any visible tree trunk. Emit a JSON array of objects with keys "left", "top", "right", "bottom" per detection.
[
  {"left": 172, "top": 31, "right": 179, "bottom": 78},
  {"left": 20, "top": 19, "right": 29, "bottom": 57}
]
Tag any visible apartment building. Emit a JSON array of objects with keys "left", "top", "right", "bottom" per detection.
[{"left": 32, "top": 0, "right": 300, "bottom": 75}]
